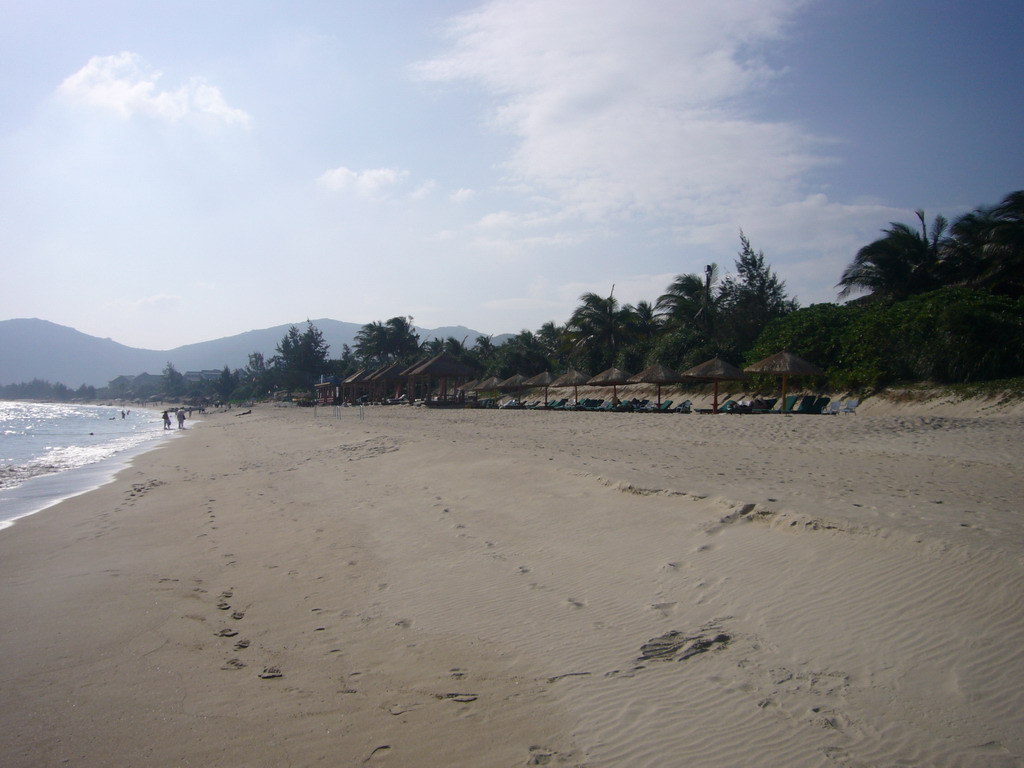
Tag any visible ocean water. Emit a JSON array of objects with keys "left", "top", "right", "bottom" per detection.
[{"left": 0, "top": 401, "right": 172, "bottom": 530}]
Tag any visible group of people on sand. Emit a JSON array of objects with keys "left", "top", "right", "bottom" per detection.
[{"left": 162, "top": 408, "right": 189, "bottom": 430}]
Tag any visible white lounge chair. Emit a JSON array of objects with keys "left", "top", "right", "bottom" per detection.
[{"left": 839, "top": 398, "right": 860, "bottom": 414}]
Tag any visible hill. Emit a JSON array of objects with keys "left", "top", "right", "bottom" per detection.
[{"left": 0, "top": 318, "right": 503, "bottom": 387}]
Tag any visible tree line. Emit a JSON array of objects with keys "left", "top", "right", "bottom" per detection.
[
  {"left": 5, "top": 189, "right": 1020, "bottom": 403},
  {"left": 311, "top": 188, "right": 1021, "bottom": 392}
]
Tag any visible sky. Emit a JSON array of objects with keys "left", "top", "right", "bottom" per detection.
[{"left": 1, "top": 0, "right": 1021, "bottom": 351}]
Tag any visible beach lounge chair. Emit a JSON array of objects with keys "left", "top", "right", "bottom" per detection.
[
  {"left": 791, "top": 395, "right": 818, "bottom": 414},
  {"left": 823, "top": 400, "right": 842, "bottom": 415},
  {"left": 749, "top": 397, "right": 779, "bottom": 414},
  {"left": 616, "top": 399, "right": 649, "bottom": 412},
  {"left": 674, "top": 400, "right": 692, "bottom": 413},
  {"left": 839, "top": 398, "right": 860, "bottom": 414},
  {"left": 696, "top": 399, "right": 737, "bottom": 414},
  {"left": 643, "top": 400, "right": 673, "bottom": 412},
  {"left": 771, "top": 394, "right": 800, "bottom": 413}
]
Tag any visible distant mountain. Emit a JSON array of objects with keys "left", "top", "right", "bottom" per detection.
[{"left": 0, "top": 318, "right": 506, "bottom": 387}]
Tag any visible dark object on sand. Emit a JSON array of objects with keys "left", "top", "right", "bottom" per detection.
[{"left": 639, "top": 630, "right": 731, "bottom": 661}]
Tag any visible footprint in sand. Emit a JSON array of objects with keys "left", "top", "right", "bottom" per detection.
[
  {"left": 567, "top": 597, "right": 587, "bottom": 609},
  {"left": 233, "top": 639, "right": 250, "bottom": 650},
  {"left": 528, "top": 746, "right": 578, "bottom": 765},
  {"left": 221, "top": 658, "right": 247, "bottom": 670},
  {"left": 651, "top": 602, "right": 677, "bottom": 617}
]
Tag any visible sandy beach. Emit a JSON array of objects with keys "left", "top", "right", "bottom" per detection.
[{"left": 2, "top": 396, "right": 1023, "bottom": 767}]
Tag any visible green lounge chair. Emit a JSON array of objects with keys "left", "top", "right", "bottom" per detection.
[
  {"left": 643, "top": 400, "right": 673, "bottom": 412},
  {"left": 773, "top": 394, "right": 800, "bottom": 413},
  {"left": 792, "top": 395, "right": 818, "bottom": 414}
]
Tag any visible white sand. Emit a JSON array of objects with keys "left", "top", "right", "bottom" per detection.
[{"left": 1, "top": 398, "right": 1022, "bottom": 767}]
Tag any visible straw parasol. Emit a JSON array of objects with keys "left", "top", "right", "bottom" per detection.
[
  {"left": 550, "top": 369, "right": 591, "bottom": 405},
  {"left": 587, "top": 367, "right": 633, "bottom": 406},
  {"left": 474, "top": 375, "right": 504, "bottom": 392},
  {"left": 627, "top": 363, "right": 683, "bottom": 408},
  {"left": 496, "top": 373, "right": 531, "bottom": 405},
  {"left": 744, "top": 351, "right": 823, "bottom": 413},
  {"left": 681, "top": 357, "right": 747, "bottom": 414},
  {"left": 523, "top": 371, "right": 556, "bottom": 404}
]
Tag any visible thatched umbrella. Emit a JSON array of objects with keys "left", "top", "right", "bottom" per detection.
[
  {"left": 524, "top": 371, "right": 556, "bottom": 404},
  {"left": 474, "top": 375, "right": 504, "bottom": 392},
  {"left": 496, "top": 373, "right": 531, "bottom": 405},
  {"left": 627, "top": 363, "right": 683, "bottom": 408},
  {"left": 587, "top": 367, "right": 633, "bottom": 406},
  {"left": 681, "top": 357, "right": 747, "bottom": 414},
  {"left": 744, "top": 351, "right": 823, "bottom": 413},
  {"left": 550, "top": 369, "right": 591, "bottom": 405}
]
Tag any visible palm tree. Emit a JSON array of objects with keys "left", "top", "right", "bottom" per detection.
[
  {"left": 567, "top": 290, "right": 635, "bottom": 370},
  {"left": 947, "top": 190, "right": 1024, "bottom": 297},
  {"left": 443, "top": 336, "right": 471, "bottom": 362},
  {"left": 838, "top": 210, "right": 947, "bottom": 300},
  {"left": 354, "top": 321, "right": 389, "bottom": 366},
  {"left": 421, "top": 338, "right": 444, "bottom": 356},
  {"left": 384, "top": 316, "right": 421, "bottom": 360},
  {"left": 656, "top": 264, "right": 720, "bottom": 337},
  {"left": 471, "top": 335, "right": 496, "bottom": 369},
  {"left": 629, "top": 300, "right": 662, "bottom": 340}
]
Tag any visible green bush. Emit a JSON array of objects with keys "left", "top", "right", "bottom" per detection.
[{"left": 748, "top": 288, "right": 1024, "bottom": 390}]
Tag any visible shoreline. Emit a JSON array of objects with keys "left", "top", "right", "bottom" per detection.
[
  {"left": 0, "top": 430, "right": 179, "bottom": 530},
  {"left": 1, "top": 403, "right": 1022, "bottom": 766},
  {"left": 0, "top": 404, "right": 178, "bottom": 530}
]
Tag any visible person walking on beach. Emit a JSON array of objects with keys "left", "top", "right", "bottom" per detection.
[
  {"left": 162, "top": 411, "right": 171, "bottom": 430},
  {"left": 176, "top": 409, "right": 186, "bottom": 429}
]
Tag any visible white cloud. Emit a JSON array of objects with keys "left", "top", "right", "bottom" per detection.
[
  {"left": 318, "top": 165, "right": 409, "bottom": 199},
  {"left": 417, "top": 0, "right": 842, "bottom": 236},
  {"left": 411, "top": 180, "right": 438, "bottom": 199},
  {"left": 450, "top": 187, "right": 476, "bottom": 202},
  {"left": 59, "top": 52, "right": 251, "bottom": 127}
]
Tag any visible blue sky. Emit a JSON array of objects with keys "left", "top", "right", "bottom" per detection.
[{"left": 2, "top": 0, "right": 1021, "bottom": 350}]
